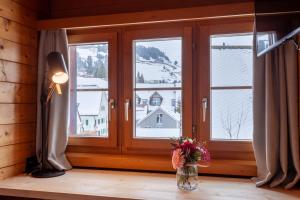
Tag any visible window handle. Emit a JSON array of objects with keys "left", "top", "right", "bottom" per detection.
[
  {"left": 108, "top": 98, "right": 115, "bottom": 122},
  {"left": 202, "top": 98, "right": 208, "bottom": 122},
  {"left": 124, "top": 99, "right": 130, "bottom": 121}
]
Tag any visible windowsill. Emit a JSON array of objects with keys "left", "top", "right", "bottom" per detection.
[
  {"left": 0, "top": 169, "right": 299, "bottom": 200},
  {"left": 66, "top": 152, "right": 257, "bottom": 176}
]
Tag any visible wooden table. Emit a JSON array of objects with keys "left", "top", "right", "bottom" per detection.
[{"left": 0, "top": 169, "right": 299, "bottom": 200}]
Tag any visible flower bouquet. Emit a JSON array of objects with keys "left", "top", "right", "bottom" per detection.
[{"left": 171, "top": 137, "right": 210, "bottom": 191}]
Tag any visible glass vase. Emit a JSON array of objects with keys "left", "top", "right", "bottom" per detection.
[{"left": 176, "top": 164, "right": 198, "bottom": 191}]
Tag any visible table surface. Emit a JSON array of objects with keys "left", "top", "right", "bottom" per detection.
[{"left": 0, "top": 169, "right": 299, "bottom": 200}]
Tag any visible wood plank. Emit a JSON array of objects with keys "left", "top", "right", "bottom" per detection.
[
  {"left": 0, "top": 60, "right": 37, "bottom": 84},
  {"left": 0, "top": 82, "right": 36, "bottom": 103},
  {"left": 0, "top": 104, "right": 36, "bottom": 124},
  {"left": 37, "top": 2, "right": 254, "bottom": 30},
  {"left": 0, "top": 0, "right": 36, "bottom": 28},
  {"left": 0, "top": 16, "right": 37, "bottom": 47},
  {"left": 12, "top": 0, "right": 38, "bottom": 11},
  {"left": 67, "top": 153, "right": 257, "bottom": 176},
  {"left": 0, "top": 123, "right": 35, "bottom": 146},
  {"left": 0, "top": 169, "right": 299, "bottom": 200},
  {"left": 0, "top": 39, "right": 37, "bottom": 66},
  {"left": 0, "top": 163, "right": 25, "bottom": 180},
  {"left": 51, "top": 0, "right": 252, "bottom": 18},
  {"left": 0, "top": 143, "right": 34, "bottom": 168}
]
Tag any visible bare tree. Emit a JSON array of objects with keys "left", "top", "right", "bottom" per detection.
[
  {"left": 235, "top": 105, "right": 248, "bottom": 139},
  {"left": 221, "top": 105, "right": 249, "bottom": 139}
]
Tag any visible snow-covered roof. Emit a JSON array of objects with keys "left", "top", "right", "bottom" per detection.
[
  {"left": 77, "top": 77, "right": 108, "bottom": 116},
  {"left": 135, "top": 90, "right": 181, "bottom": 122},
  {"left": 77, "top": 91, "right": 101, "bottom": 116},
  {"left": 137, "top": 107, "right": 180, "bottom": 126},
  {"left": 77, "top": 77, "right": 108, "bottom": 89}
]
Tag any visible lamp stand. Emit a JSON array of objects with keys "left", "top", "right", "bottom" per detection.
[{"left": 32, "top": 82, "right": 65, "bottom": 178}]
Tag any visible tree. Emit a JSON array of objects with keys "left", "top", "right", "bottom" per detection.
[
  {"left": 136, "top": 72, "right": 145, "bottom": 83},
  {"left": 221, "top": 106, "right": 249, "bottom": 139},
  {"left": 95, "top": 61, "right": 107, "bottom": 79},
  {"left": 86, "top": 56, "right": 94, "bottom": 76}
]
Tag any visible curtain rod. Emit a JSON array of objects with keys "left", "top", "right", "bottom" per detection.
[{"left": 257, "top": 26, "right": 300, "bottom": 57}]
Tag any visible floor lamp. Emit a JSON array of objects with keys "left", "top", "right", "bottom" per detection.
[{"left": 32, "top": 52, "right": 69, "bottom": 178}]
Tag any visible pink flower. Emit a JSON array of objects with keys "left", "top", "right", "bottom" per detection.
[{"left": 172, "top": 148, "right": 185, "bottom": 169}]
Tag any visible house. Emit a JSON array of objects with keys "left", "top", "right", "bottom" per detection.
[
  {"left": 137, "top": 107, "right": 180, "bottom": 129},
  {"left": 76, "top": 77, "right": 108, "bottom": 136}
]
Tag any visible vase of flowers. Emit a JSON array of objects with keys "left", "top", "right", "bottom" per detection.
[{"left": 171, "top": 137, "right": 210, "bottom": 191}]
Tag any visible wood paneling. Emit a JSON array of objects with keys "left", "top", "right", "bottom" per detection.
[
  {"left": 0, "top": 16, "right": 37, "bottom": 47},
  {"left": 0, "top": 39, "right": 36, "bottom": 66},
  {"left": 67, "top": 153, "right": 256, "bottom": 176},
  {"left": 0, "top": 0, "right": 38, "bottom": 180},
  {"left": 0, "top": 163, "right": 25, "bottom": 180},
  {"left": 37, "top": 2, "right": 254, "bottom": 30},
  {"left": 0, "top": 83, "right": 36, "bottom": 103},
  {"left": 0, "top": 104, "right": 36, "bottom": 124},
  {"left": 0, "top": 143, "right": 35, "bottom": 168},
  {"left": 0, "top": 61, "right": 37, "bottom": 84},
  {"left": 50, "top": 0, "right": 252, "bottom": 18},
  {"left": 0, "top": 124, "right": 35, "bottom": 146},
  {"left": 0, "top": 0, "right": 36, "bottom": 28}
]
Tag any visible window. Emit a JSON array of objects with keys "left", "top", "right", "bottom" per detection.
[
  {"left": 71, "top": 43, "right": 109, "bottom": 137},
  {"left": 198, "top": 21, "right": 254, "bottom": 159},
  {"left": 210, "top": 33, "right": 253, "bottom": 140},
  {"left": 123, "top": 27, "right": 192, "bottom": 150},
  {"left": 133, "top": 38, "right": 182, "bottom": 138},
  {"left": 156, "top": 114, "right": 163, "bottom": 124},
  {"left": 67, "top": 20, "right": 254, "bottom": 173},
  {"left": 68, "top": 32, "right": 118, "bottom": 147}
]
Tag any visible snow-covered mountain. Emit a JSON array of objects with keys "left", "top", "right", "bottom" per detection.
[{"left": 135, "top": 45, "right": 182, "bottom": 86}]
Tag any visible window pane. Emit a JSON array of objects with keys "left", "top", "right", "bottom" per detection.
[
  {"left": 210, "top": 33, "right": 253, "bottom": 141},
  {"left": 77, "top": 44, "right": 108, "bottom": 89},
  {"left": 77, "top": 91, "right": 108, "bottom": 137},
  {"left": 134, "top": 38, "right": 182, "bottom": 88},
  {"left": 74, "top": 43, "right": 109, "bottom": 137},
  {"left": 211, "top": 90, "right": 253, "bottom": 140},
  {"left": 211, "top": 34, "right": 253, "bottom": 87},
  {"left": 134, "top": 90, "right": 182, "bottom": 138}
]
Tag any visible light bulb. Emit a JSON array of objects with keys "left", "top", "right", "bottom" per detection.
[{"left": 52, "top": 72, "right": 69, "bottom": 84}]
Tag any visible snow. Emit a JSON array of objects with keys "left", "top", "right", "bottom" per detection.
[
  {"left": 77, "top": 77, "right": 108, "bottom": 89},
  {"left": 135, "top": 128, "right": 180, "bottom": 138},
  {"left": 210, "top": 34, "right": 253, "bottom": 140},
  {"left": 77, "top": 91, "right": 103, "bottom": 115},
  {"left": 72, "top": 35, "right": 253, "bottom": 140}
]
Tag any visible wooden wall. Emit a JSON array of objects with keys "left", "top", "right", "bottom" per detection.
[
  {"left": 49, "top": 0, "right": 252, "bottom": 18},
  {"left": 0, "top": 0, "right": 39, "bottom": 179}
]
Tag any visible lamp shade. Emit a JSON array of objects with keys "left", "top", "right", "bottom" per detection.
[{"left": 47, "top": 52, "right": 69, "bottom": 84}]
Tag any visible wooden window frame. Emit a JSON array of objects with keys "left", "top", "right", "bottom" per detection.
[
  {"left": 197, "top": 20, "right": 255, "bottom": 160},
  {"left": 65, "top": 19, "right": 257, "bottom": 176},
  {"left": 122, "top": 26, "right": 193, "bottom": 153},
  {"left": 68, "top": 32, "right": 118, "bottom": 148}
]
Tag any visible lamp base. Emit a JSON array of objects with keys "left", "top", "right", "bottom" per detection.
[{"left": 31, "top": 169, "right": 65, "bottom": 178}]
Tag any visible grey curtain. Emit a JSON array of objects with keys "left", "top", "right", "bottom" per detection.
[
  {"left": 253, "top": 39, "right": 299, "bottom": 189},
  {"left": 37, "top": 29, "right": 72, "bottom": 171}
]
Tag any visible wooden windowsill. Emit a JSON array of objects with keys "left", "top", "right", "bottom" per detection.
[
  {"left": 0, "top": 169, "right": 299, "bottom": 200},
  {"left": 66, "top": 152, "right": 257, "bottom": 177}
]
